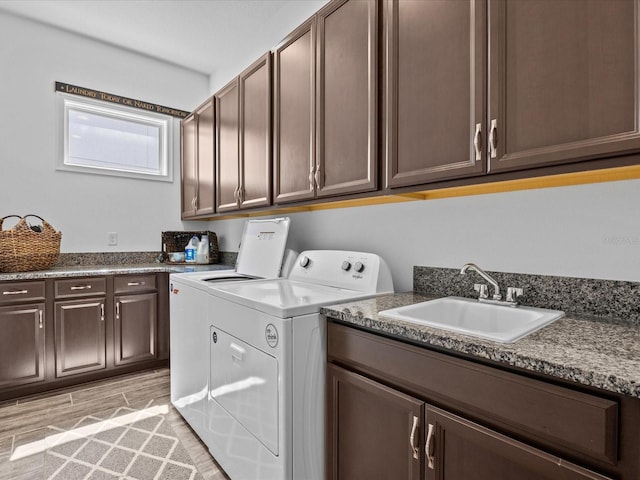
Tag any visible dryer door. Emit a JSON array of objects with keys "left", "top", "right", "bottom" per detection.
[{"left": 209, "top": 326, "right": 279, "bottom": 455}]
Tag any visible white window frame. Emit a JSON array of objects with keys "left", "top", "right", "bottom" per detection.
[{"left": 56, "top": 92, "right": 173, "bottom": 182}]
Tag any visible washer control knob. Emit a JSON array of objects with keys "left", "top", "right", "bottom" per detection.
[
  {"left": 299, "top": 256, "right": 311, "bottom": 268},
  {"left": 354, "top": 262, "right": 365, "bottom": 273},
  {"left": 341, "top": 261, "right": 352, "bottom": 271}
]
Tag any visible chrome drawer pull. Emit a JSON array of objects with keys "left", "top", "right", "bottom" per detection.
[
  {"left": 70, "top": 285, "right": 92, "bottom": 291},
  {"left": 127, "top": 282, "right": 145, "bottom": 286},
  {"left": 100, "top": 303, "right": 105, "bottom": 322},
  {"left": 425, "top": 423, "right": 435, "bottom": 470},
  {"left": 116, "top": 301, "right": 120, "bottom": 320},
  {"left": 3, "top": 289, "right": 28, "bottom": 295},
  {"left": 38, "top": 310, "right": 43, "bottom": 329},
  {"left": 409, "top": 415, "right": 419, "bottom": 460}
]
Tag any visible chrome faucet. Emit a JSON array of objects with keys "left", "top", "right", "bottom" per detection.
[
  {"left": 460, "top": 263, "right": 524, "bottom": 306},
  {"left": 460, "top": 263, "right": 502, "bottom": 300}
]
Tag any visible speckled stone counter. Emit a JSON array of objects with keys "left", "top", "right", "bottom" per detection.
[
  {"left": 321, "top": 292, "right": 640, "bottom": 399},
  {"left": 0, "top": 263, "right": 234, "bottom": 281}
]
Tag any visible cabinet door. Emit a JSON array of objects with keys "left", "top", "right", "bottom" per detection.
[
  {"left": 55, "top": 298, "right": 106, "bottom": 377},
  {"left": 195, "top": 98, "right": 215, "bottom": 216},
  {"left": 385, "top": 0, "right": 485, "bottom": 188},
  {"left": 215, "top": 78, "right": 241, "bottom": 212},
  {"left": 327, "top": 364, "right": 423, "bottom": 480},
  {"left": 273, "top": 18, "right": 317, "bottom": 204},
  {"left": 317, "top": 0, "right": 378, "bottom": 197},
  {"left": 488, "top": 0, "right": 640, "bottom": 172},
  {"left": 425, "top": 406, "right": 613, "bottom": 480},
  {"left": 181, "top": 113, "right": 198, "bottom": 218},
  {"left": 0, "top": 303, "right": 45, "bottom": 388},
  {"left": 239, "top": 53, "right": 272, "bottom": 209},
  {"left": 114, "top": 293, "right": 157, "bottom": 366}
]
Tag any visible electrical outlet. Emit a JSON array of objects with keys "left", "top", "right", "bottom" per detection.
[{"left": 107, "top": 232, "right": 118, "bottom": 246}]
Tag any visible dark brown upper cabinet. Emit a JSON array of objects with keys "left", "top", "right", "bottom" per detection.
[
  {"left": 215, "top": 78, "right": 240, "bottom": 213},
  {"left": 181, "top": 113, "right": 197, "bottom": 217},
  {"left": 181, "top": 98, "right": 215, "bottom": 219},
  {"left": 273, "top": 18, "right": 317, "bottom": 203},
  {"left": 487, "top": 0, "right": 640, "bottom": 173},
  {"left": 316, "top": 0, "right": 378, "bottom": 198},
  {"left": 216, "top": 53, "right": 272, "bottom": 212},
  {"left": 239, "top": 53, "right": 272, "bottom": 209},
  {"left": 384, "top": 0, "right": 486, "bottom": 188},
  {"left": 273, "top": 0, "right": 378, "bottom": 205}
]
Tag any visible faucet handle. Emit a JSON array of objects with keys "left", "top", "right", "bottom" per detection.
[
  {"left": 474, "top": 283, "right": 489, "bottom": 299},
  {"left": 506, "top": 287, "right": 524, "bottom": 303}
]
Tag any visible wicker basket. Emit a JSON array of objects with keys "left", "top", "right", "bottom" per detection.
[{"left": 0, "top": 215, "right": 62, "bottom": 272}]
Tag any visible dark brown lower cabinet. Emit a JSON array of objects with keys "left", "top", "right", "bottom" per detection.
[
  {"left": 114, "top": 292, "right": 157, "bottom": 366},
  {"left": 327, "top": 364, "right": 423, "bottom": 480},
  {"left": 55, "top": 298, "right": 106, "bottom": 377},
  {"left": 0, "top": 303, "right": 45, "bottom": 388},
  {"left": 327, "top": 322, "right": 639, "bottom": 480},
  {"left": 0, "top": 274, "right": 169, "bottom": 402},
  {"left": 426, "top": 406, "right": 612, "bottom": 480}
]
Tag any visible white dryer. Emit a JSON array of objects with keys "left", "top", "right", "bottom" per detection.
[
  {"left": 204, "top": 250, "right": 394, "bottom": 480},
  {"left": 169, "top": 217, "right": 292, "bottom": 442}
]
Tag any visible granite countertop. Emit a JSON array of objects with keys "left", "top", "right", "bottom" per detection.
[
  {"left": 0, "top": 263, "right": 234, "bottom": 281},
  {"left": 321, "top": 292, "right": 640, "bottom": 399}
]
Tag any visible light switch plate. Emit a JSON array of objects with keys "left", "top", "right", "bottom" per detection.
[{"left": 107, "top": 232, "right": 118, "bottom": 246}]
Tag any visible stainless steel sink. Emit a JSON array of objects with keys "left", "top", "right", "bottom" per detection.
[{"left": 378, "top": 296, "right": 565, "bottom": 343}]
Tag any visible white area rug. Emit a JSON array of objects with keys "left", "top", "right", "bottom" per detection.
[{"left": 43, "top": 402, "right": 203, "bottom": 480}]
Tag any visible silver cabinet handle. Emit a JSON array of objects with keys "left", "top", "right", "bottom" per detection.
[
  {"left": 38, "top": 310, "right": 43, "bottom": 329},
  {"left": 489, "top": 118, "right": 498, "bottom": 158},
  {"left": 309, "top": 167, "right": 315, "bottom": 190},
  {"left": 100, "top": 303, "right": 105, "bottom": 322},
  {"left": 127, "top": 281, "right": 145, "bottom": 286},
  {"left": 70, "top": 285, "right": 92, "bottom": 291},
  {"left": 233, "top": 186, "right": 240, "bottom": 204},
  {"left": 3, "top": 289, "right": 28, "bottom": 295},
  {"left": 314, "top": 165, "right": 322, "bottom": 189},
  {"left": 115, "top": 301, "right": 120, "bottom": 320},
  {"left": 425, "top": 423, "right": 435, "bottom": 470},
  {"left": 473, "top": 122, "right": 482, "bottom": 161},
  {"left": 194, "top": 194, "right": 199, "bottom": 210},
  {"left": 238, "top": 185, "right": 244, "bottom": 204},
  {"left": 409, "top": 415, "right": 419, "bottom": 460}
]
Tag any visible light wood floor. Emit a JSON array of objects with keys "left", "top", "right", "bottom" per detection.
[{"left": 0, "top": 368, "right": 230, "bottom": 480}]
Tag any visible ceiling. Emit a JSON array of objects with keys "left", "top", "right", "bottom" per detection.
[{"left": 0, "top": 0, "right": 327, "bottom": 77}]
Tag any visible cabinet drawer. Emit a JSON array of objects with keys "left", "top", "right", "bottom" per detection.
[
  {"left": 55, "top": 277, "right": 106, "bottom": 298},
  {"left": 114, "top": 274, "right": 157, "bottom": 294},
  {"left": 328, "top": 322, "right": 618, "bottom": 465},
  {"left": 0, "top": 281, "right": 45, "bottom": 304}
]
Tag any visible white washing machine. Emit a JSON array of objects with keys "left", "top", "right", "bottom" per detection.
[
  {"left": 204, "top": 250, "right": 394, "bottom": 480},
  {"left": 170, "top": 217, "right": 293, "bottom": 442}
]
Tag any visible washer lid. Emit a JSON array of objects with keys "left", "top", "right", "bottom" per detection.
[
  {"left": 208, "top": 278, "right": 374, "bottom": 318},
  {"left": 235, "top": 217, "right": 290, "bottom": 279}
]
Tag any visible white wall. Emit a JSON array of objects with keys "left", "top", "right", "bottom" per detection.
[
  {"left": 0, "top": 11, "right": 210, "bottom": 252},
  {"left": 208, "top": 0, "right": 329, "bottom": 93},
  {"left": 208, "top": 178, "right": 640, "bottom": 291}
]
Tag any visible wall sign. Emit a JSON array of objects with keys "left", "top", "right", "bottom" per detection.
[{"left": 55, "top": 81, "right": 190, "bottom": 118}]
